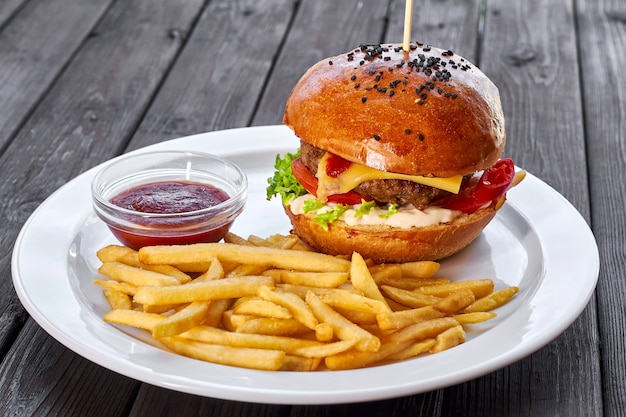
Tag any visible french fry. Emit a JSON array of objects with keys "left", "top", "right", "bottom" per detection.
[
  {"left": 386, "top": 339, "right": 437, "bottom": 361},
  {"left": 233, "top": 298, "right": 292, "bottom": 319},
  {"left": 193, "top": 257, "right": 224, "bottom": 282},
  {"left": 325, "top": 317, "right": 459, "bottom": 370},
  {"left": 376, "top": 305, "right": 444, "bottom": 330},
  {"left": 432, "top": 288, "right": 476, "bottom": 315},
  {"left": 99, "top": 262, "right": 181, "bottom": 287},
  {"left": 378, "top": 276, "right": 451, "bottom": 290},
  {"left": 369, "top": 264, "right": 403, "bottom": 282},
  {"left": 160, "top": 336, "right": 285, "bottom": 371},
  {"left": 319, "top": 289, "right": 389, "bottom": 315},
  {"left": 453, "top": 311, "right": 497, "bottom": 325},
  {"left": 138, "top": 243, "right": 351, "bottom": 272},
  {"left": 350, "top": 253, "right": 391, "bottom": 312},
  {"left": 281, "top": 355, "right": 321, "bottom": 371},
  {"left": 204, "top": 298, "right": 232, "bottom": 327},
  {"left": 306, "top": 291, "right": 380, "bottom": 352},
  {"left": 315, "top": 322, "right": 333, "bottom": 342},
  {"left": 398, "top": 261, "right": 440, "bottom": 279},
  {"left": 102, "top": 288, "right": 132, "bottom": 310},
  {"left": 429, "top": 325, "right": 466, "bottom": 353},
  {"left": 463, "top": 286, "right": 519, "bottom": 312},
  {"left": 104, "top": 309, "right": 164, "bottom": 331},
  {"left": 94, "top": 279, "right": 138, "bottom": 296},
  {"left": 235, "top": 317, "right": 311, "bottom": 336},
  {"left": 96, "top": 232, "right": 518, "bottom": 371},
  {"left": 133, "top": 276, "right": 274, "bottom": 305},
  {"left": 97, "top": 245, "right": 191, "bottom": 283},
  {"left": 413, "top": 279, "right": 494, "bottom": 299},
  {"left": 381, "top": 285, "right": 441, "bottom": 308},
  {"left": 152, "top": 301, "right": 209, "bottom": 338},
  {"left": 257, "top": 286, "right": 318, "bottom": 330},
  {"left": 273, "top": 270, "right": 350, "bottom": 288}
]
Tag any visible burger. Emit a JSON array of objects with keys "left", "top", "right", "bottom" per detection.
[{"left": 267, "top": 42, "right": 522, "bottom": 263}]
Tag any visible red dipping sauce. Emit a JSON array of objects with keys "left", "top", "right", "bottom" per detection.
[{"left": 108, "top": 180, "right": 233, "bottom": 249}]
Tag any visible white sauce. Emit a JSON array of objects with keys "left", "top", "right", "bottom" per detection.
[{"left": 290, "top": 194, "right": 461, "bottom": 228}]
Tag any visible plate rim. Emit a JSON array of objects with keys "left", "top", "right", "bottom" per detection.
[{"left": 11, "top": 125, "right": 599, "bottom": 404}]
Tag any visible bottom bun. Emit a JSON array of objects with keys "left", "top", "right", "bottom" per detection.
[{"left": 284, "top": 198, "right": 505, "bottom": 263}]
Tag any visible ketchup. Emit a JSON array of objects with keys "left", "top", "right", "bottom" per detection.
[{"left": 108, "top": 181, "right": 232, "bottom": 249}]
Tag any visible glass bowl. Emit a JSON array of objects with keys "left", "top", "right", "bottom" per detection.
[{"left": 91, "top": 150, "right": 247, "bottom": 249}]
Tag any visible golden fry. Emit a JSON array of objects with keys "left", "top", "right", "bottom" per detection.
[
  {"left": 381, "top": 285, "right": 441, "bottom": 308},
  {"left": 320, "top": 289, "right": 389, "bottom": 315},
  {"left": 94, "top": 279, "right": 137, "bottom": 296},
  {"left": 413, "top": 279, "right": 495, "bottom": 299},
  {"left": 273, "top": 270, "right": 350, "bottom": 288},
  {"left": 99, "top": 262, "right": 181, "bottom": 287},
  {"left": 97, "top": 245, "right": 191, "bottom": 283},
  {"left": 102, "top": 288, "right": 132, "bottom": 310},
  {"left": 160, "top": 337, "right": 285, "bottom": 371},
  {"left": 233, "top": 298, "right": 292, "bottom": 320},
  {"left": 104, "top": 309, "right": 164, "bottom": 331},
  {"left": 453, "top": 311, "right": 497, "bottom": 325},
  {"left": 96, "top": 232, "right": 520, "bottom": 371},
  {"left": 430, "top": 325, "right": 466, "bottom": 353},
  {"left": 133, "top": 276, "right": 274, "bottom": 305},
  {"left": 463, "top": 286, "right": 519, "bottom": 312},
  {"left": 152, "top": 301, "right": 209, "bottom": 338},
  {"left": 350, "top": 253, "right": 391, "bottom": 312},
  {"left": 235, "top": 317, "right": 311, "bottom": 336},
  {"left": 257, "top": 286, "right": 318, "bottom": 330},
  {"left": 306, "top": 291, "right": 380, "bottom": 352},
  {"left": 138, "top": 243, "right": 350, "bottom": 272},
  {"left": 193, "top": 257, "right": 224, "bottom": 282}
]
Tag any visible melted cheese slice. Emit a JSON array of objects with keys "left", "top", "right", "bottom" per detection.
[{"left": 316, "top": 154, "right": 463, "bottom": 202}]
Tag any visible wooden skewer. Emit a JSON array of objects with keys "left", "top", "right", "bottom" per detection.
[{"left": 403, "top": 0, "right": 414, "bottom": 53}]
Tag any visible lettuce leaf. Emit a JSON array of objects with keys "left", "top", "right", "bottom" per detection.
[{"left": 266, "top": 149, "right": 306, "bottom": 204}]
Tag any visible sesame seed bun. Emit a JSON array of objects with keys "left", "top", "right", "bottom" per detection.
[
  {"left": 283, "top": 43, "right": 506, "bottom": 178},
  {"left": 279, "top": 42, "right": 511, "bottom": 262}
]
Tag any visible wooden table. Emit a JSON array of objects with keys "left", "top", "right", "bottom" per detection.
[{"left": 1, "top": 0, "right": 623, "bottom": 415}]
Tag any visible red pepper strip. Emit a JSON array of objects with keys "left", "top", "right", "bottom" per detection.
[
  {"left": 436, "top": 158, "right": 516, "bottom": 213},
  {"left": 291, "top": 157, "right": 370, "bottom": 205}
]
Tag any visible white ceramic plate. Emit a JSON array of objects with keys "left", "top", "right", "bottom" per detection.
[{"left": 12, "top": 125, "right": 599, "bottom": 405}]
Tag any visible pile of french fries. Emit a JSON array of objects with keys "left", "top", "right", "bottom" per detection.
[{"left": 95, "top": 232, "right": 518, "bottom": 371}]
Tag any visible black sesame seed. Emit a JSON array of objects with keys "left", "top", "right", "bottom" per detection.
[
  {"left": 405, "top": 129, "right": 411, "bottom": 135},
  {"left": 389, "top": 90, "right": 395, "bottom": 97},
  {"left": 418, "top": 133, "right": 425, "bottom": 141},
  {"left": 351, "top": 75, "right": 357, "bottom": 81},
  {"left": 361, "top": 97, "right": 367, "bottom": 103},
  {"left": 354, "top": 83, "right": 360, "bottom": 88},
  {"left": 328, "top": 60, "right": 333, "bottom": 65},
  {"left": 374, "top": 135, "right": 380, "bottom": 141}
]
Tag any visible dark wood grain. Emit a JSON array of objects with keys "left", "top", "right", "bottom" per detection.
[
  {"left": 576, "top": 0, "right": 626, "bottom": 415},
  {"left": 0, "top": 0, "right": 619, "bottom": 415},
  {"left": 252, "top": 0, "right": 389, "bottom": 127},
  {"left": 129, "top": 0, "right": 297, "bottom": 151},
  {"left": 0, "top": 0, "right": 206, "bottom": 415},
  {"left": 0, "top": 0, "right": 113, "bottom": 150}
]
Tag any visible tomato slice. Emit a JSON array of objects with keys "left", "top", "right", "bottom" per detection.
[
  {"left": 436, "top": 158, "right": 515, "bottom": 213},
  {"left": 291, "top": 158, "right": 370, "bottom": 205}
]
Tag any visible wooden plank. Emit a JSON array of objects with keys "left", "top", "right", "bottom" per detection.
[
  {"left": 0, "top": 0, "right": 26, "bottom": 27},
  {"left": 252, "top": 0, "right": 389, "bottom": 126},
  {"left": 0, "top": 321, "right": 138, "bottom": 416},
  {"left": 0, "top": 0, "right": 205, "bottom": 414},
  {"left": 576, "top": 0, "right": 626, "bottom": 415},
  {"left": 128, "top": 385, "right": 291, "bottom": 417},
  {"left": 128, "top": 0, "right": 296, "bottom": 151},
  {"left": 437, "top": 0, "right": 602, "bottom": 415},
  {"left": 0, "top": 0, "right": 113, "bottom": 150}
]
